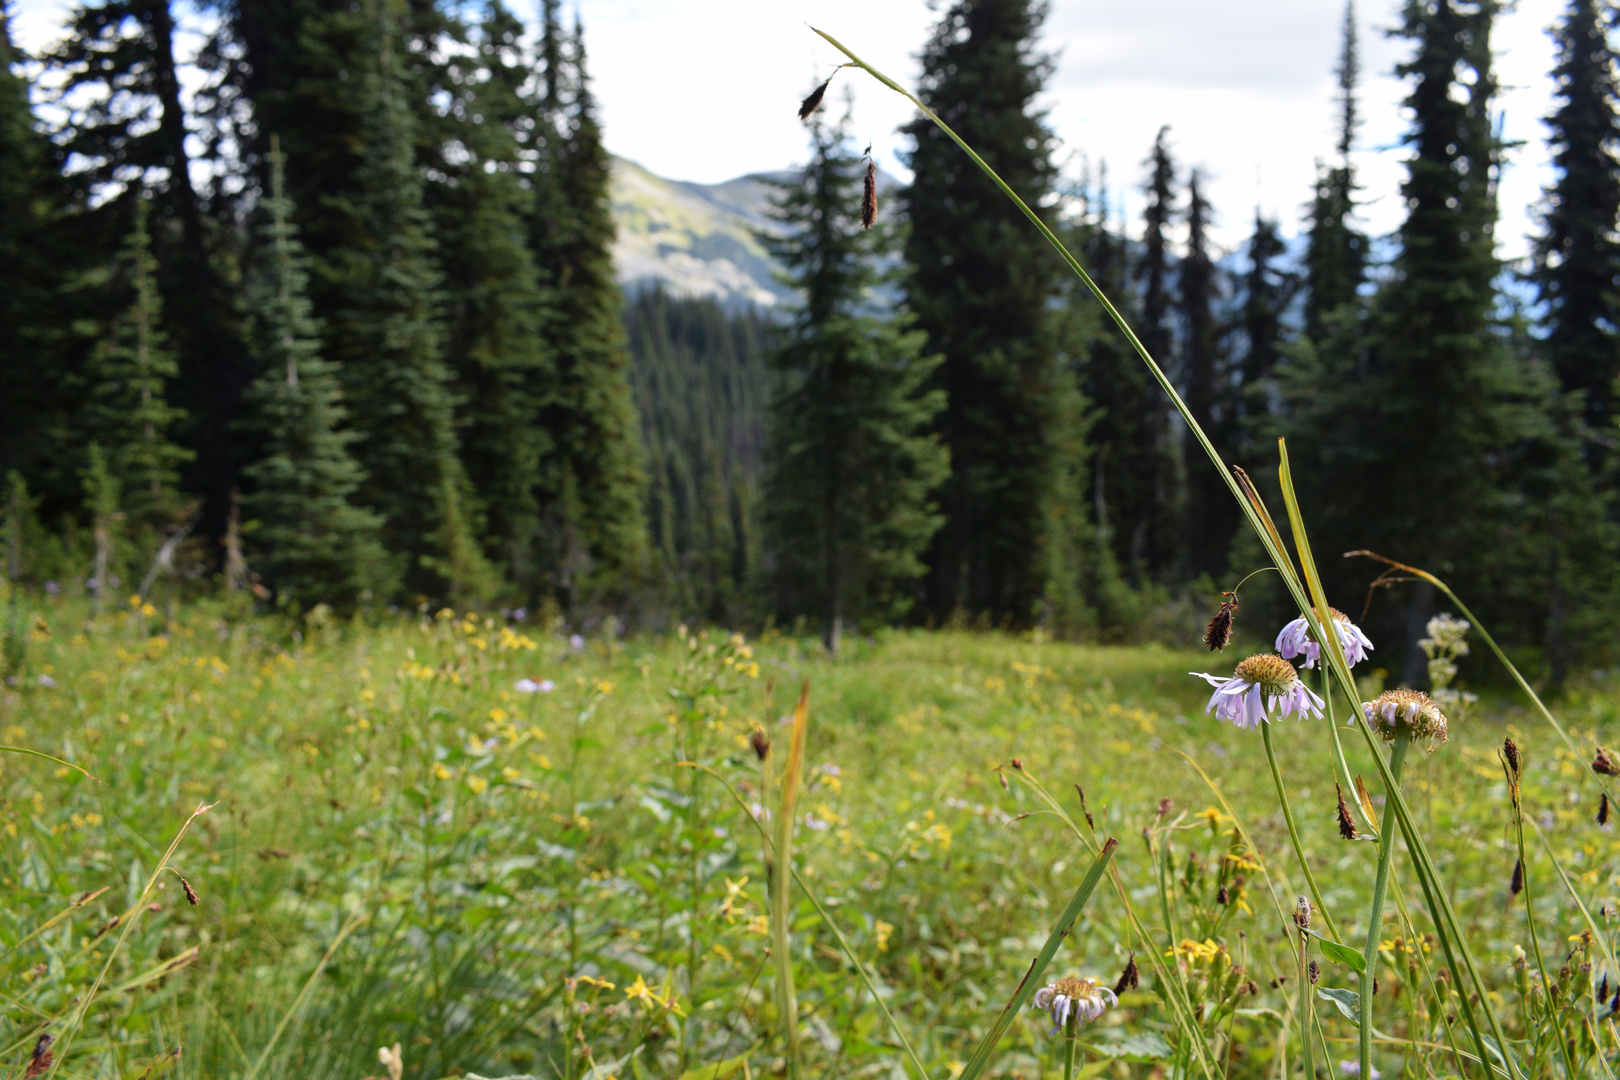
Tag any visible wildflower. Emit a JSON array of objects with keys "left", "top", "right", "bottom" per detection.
[
  {"left": 1031, "top": 975, "right": 1116, "bottom": 1032},
  {"left": 1190, "top": 654, "right": 1324, "bottom": 731},
  {"left": 1362, "top": 690, "right": 1449, "bottom": 748},
  {"left": 875, "top": 920, "right": 894, "bottom": 952},
  {"left": 568, "top": 634, "right": 586, "bottom": 651},
  {"left": 1339, "top": 1062, "right": 1382, "bottom": 1078},
  {"left": 36, "top": 674, "right": 56, "bottom": 689},
  {"left": 1336, "top": 784, "right": 1358, "bottom": 840},
  {"left": 377, "top": 1043, "right": 404, "bottom": 1080},
  {"left": 1203, "top": 592, "right": 1238, "bottom": 651},
  {"left": 1276, "top": 608, "right": 1374, "bottom": 669},
  {"left": 514, "top": 678, "right": 555, "bottom": 694},
  {"left": 1113, "top": 954, "right": 1140, "bottom": 995}
]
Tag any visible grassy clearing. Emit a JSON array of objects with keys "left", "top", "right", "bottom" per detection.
[{"left": 3, "top": 601, "right": 1619, "bottom": 1079}]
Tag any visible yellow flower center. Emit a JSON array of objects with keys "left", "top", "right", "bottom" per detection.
[{"left": 1233, "top": 654, "right": 1299, "bottom": 695}]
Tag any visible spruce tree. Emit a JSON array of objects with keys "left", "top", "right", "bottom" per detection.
[
  {"left": 1535, "top": 0, "right": 1620, "bottom": 447},
  {"left": 765, "top": 117, "right": 947, "bottom": 653},
  {"left": 83, "top": 197, "right": 192, "bottom": 532},
  {"left": 1303, "top": 1, "right": 1368, "bottom": 339},
  {"left": 529, "top": 11, "right": 648, "bottom": 588},
  {"left": 239, "top": 142, "right": 389, "bottom": 609},
  {"left": 1180, "top": 169, "right": 1230, "bottom": 579},
  {"left": 319, "top": 0, "right": 496, "bottom": 603},
  {"left": 902, "top": 0, "right": 1092, "bottom": 623},
  {"left": 1237, "top": 212, "right": 1295, "bottom": 459},
  {"left": 430, "top": 0, "right": 555, "bottom": 588}
]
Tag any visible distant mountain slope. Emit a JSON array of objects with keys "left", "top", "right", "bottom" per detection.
[{"left": 609, "top": 155, "right": 902, "bottom": 311}]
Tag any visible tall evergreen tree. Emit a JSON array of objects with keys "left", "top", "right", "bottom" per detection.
[
  {"left": 1237, "top": 212, "right": 1295, "bottom": 460},
  {"left": 902, "top": 0, "right": 1091, "bottom": 624},
  {"left": 1535, "top": 0, "right": 1620, "bottom": 448},
  {"left": 765, "top": 118, "right": 947, "bottom": 653},
  {"left": 48, "top": 0, "right": 245, "bottom": 541},
  {"left": 430, "top": 0, "right": 555, "bottom": 587},
  {"left": 83, "top": 197, "right": 192, "bottom": 532},
  {"left": 318, "top": 0, "right": 495, "bottom": 603},
  {"left": 1180, "top": 169, "right": 1229, "bottom": 579},
  {"left": 239, "top": 143, "right": 389, "bottom": 608},
  {"left": 529, "top": 10, "right": 648, "bottom": 590},
  {"left": 1303, "top": 1, "right": 1368, "bottom": 340}
]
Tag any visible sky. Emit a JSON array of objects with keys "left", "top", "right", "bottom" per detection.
[{"left": 9, "top": 0, "right": 1570, "bottom": 260}]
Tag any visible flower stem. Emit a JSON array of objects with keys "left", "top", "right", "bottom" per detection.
[
  {"left": 1298, "top": 923, "right": 1313, "bottom": 1080},
  {"left": 1261, "top": 721, "right": 1340, "bottom": 942},
  {"left": 1062, "top": 1007, "right": 1079, "bottom": 1080},
  {"left": 1360, "top": 730, "right": 1410, "bottom": 1080}
]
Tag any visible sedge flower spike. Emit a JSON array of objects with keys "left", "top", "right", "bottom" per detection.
[
  {"left": 1032, "top": 975, "right": 1116, "bottom": 1032},
  {"left": 1190, "top": 654, "right": 1324, "bottom": 731},
  {"left": 1275, "top": 608, "right": 1374, "bottom": 669}
]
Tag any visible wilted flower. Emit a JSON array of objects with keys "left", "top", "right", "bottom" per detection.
[
  {"left": 1191, "top": 654, "right": 1324, "bottom": 731},
  {"left": 1362, "top": 689, "right": 1449, "bottom": 748},
  {"left": 1203, "top": 592, "right": 1238, "bottom": 652},
  {"left": 1032, "top": 975, "right": 1116, "bottom": 1032},
  {"left": 1276, "top": 608, "right": 1374, "bottom": 669}
]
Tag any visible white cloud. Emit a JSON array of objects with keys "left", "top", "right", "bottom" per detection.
[{"left": 9, "top": 0, "right": 1569, "bottom": 258}]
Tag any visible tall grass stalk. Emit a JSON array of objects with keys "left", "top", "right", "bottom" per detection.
[
  {"left": 773, "top": 683, "right": 810, "bottom": 1080},
  {"left": 1359, "top": 729, "right": 1409, "bottom": 1080},
  {"left": 1260, "top": 721, "right": 1341, "bottom": 942}
]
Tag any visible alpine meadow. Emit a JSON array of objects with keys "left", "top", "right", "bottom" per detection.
[{"left": 10, "top": 1, "right": 1620, "bottom": 1079}]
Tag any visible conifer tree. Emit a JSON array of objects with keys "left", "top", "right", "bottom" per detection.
[
  {"left": 1535, "top": 0, "right": 1620, "bottom": 448},
  {"left": 320, "top": 0, "right": 496, "bottom": 603},
  {"left": 82, "top": 444, "right": 120, "bottom": 616},
  {"left": 83, "top": 197, "right": 192, "bottom": 532},
  {"left": 765, "top": 117, "right": 947, "bottom": 653},
  {"left": 239, "top": 142, "right": 389, "bottom": 609},
  {"left": 1180, "top": 170, "right": 1231, "bottom": 579},
  {"left": 902, "top": 0, "right": 1092, "bottom": 623},
  {"left": 529, "top": 10, "right": 648, "bottom": 588},
  {"left": 1303, "top": 1, "right": 1368, "bottom": 340},
  {"left": 1237, "top": 212, "right": 1294, "bottom": 459},
  {"left": 430, "top": 0, "right": 555, "bottom": 587}
]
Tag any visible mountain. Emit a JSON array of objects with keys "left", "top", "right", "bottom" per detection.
[{"left": 609, "top": 155, "right": 902, "bottom": 311}]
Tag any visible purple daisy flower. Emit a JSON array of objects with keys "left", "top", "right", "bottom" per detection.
[
  {"left": 1191, "top": 654, "right": 1324, "bottom": 731},
  {"left": 1276, "top": 608, "right": 1374, "bottom": 670}
]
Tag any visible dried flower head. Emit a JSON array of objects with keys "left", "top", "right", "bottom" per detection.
[
  {"left": 1503, "top": 737, "right": 1521, "bottom": 778},
  {"left": 1157, "top": 796, "right": 1173, "bottom": 819},
  {"left": 1309, "top": 960, "right": 1321, "bottom": 984},
  {"left": 1595, "top": 749, "right": 1620, "bottom": 776},
  {"left": 1362, "top": 689, "right": 1449, "bottom": 748},
  {"left": 1032, "top": 975, "right": 1117, "bottom": 1032},
  {"left": 1204, "top": 592, "right": 1238, "bottom": 651},
  {"left": 1602, "top": 793, "right": 1612, "bottom": 827},
  {"left": 1276, "top": 608, "right": 1374, "bottom": 669},
  {"left": 749, "top": 727, "right": 770, "bottom": 762},
  {"left": 1336, "top": 784, "right": 1358, "bottom": 840},
  {"left": 1191, "top": 654, "right": 1324, "bottom": 731},
  {"left": 1294, "top": 895, "right": 1313, "bottom": 931},
  {"left": 798, "top": 78, "right": 832, "bottom": 121},
  {"left": 181, "top": 877, "right": 198, "bottom": 906},
  {"left": 1510, "top": 858, "right": 1524, "bottom": 897},
  {"left": 1113, "top": 954, "right": 1140, "bottom": 995},
  {"left": 1217, "top": 883, "right": 1230, "bottom": 906},
  {"left": 24, "top": 1034, "right": 52, "bottom": 1080},
  {"left": 861, "top": 159, "right": 877, "bottom": 229}
]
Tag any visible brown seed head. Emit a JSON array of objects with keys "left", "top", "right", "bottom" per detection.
[
  {"left": 861, "top": 160, "right": 877, "bottom": 229},
  {"left": 1503, "top": 737, "right": 1521, "bottom": 778},
  {"left": 1308, "top": 960, "right": 1321, "bottom": 984},
  {"left": 1156, "top": 796, "right": 1173, "bottom": 819},
  {"left": 1601, "top": 793, "right": 1611, "bottom": 827},
  {"left": 1113, "top": 953, "right": 1140, "bottom": 995},
  {"left": 24, "top": 1034, "right": 52, "bottom": 1080},
  {"left": 1217, "top": 883, "right": 1230, "bottom": 906},
  {"left": 1074, "top": 784, "right": 1095, "bottom": 830},
  {"left": 1294, "top": 895, "right": 1312, "bottom": 931},
  {"left": 1510, "top": 858, "right": 1524, "bottom": 897},
  {"left": 749, "top": 727, "right": 770, "bottom": 761},
  {"left": 1203, "top": 593, "right": 1237, "bottom": 651},
  {"left": 181, "top": 877, "right": 198, "bottom": 906},
  {"left": 798, "top": 78, "right": 831, "bottom": 121},
  {"left": 1335, "top": 784, "right": 1358, "bottom": 840},
  {"left": 1595, "top": 749, "right": 1620, "bottom": 776}
]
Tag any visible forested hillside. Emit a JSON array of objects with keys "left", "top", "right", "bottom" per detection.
[{"left": 3, "top": 0, "right": 1619, "bottom": 684}]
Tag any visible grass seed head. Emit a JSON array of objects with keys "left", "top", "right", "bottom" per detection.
[
  {"left": 1335, "top": 784, "right": 1358, "bottom": 840},
  {"left": 1217, "top": 883, "right": 1230, "bottom": 906},
  {"left": 1510, "top": 857, "right": 1524, "bottom": 897},
  {"left": 861, "top": 160, "right": 877, "bottom": 229},
  {"left": 24, "top": 1034, "right": 52, "bottom": 1080},
  {"left": 1503, "top": 737, "right": 1521, "bottom": 778},
  {"left": 1595, "top": 749, "right": 1619, "bottom": 776},
  {"left": 1294, "top": 895, "right": 1312, "bottom": 931},
  {"left": 797, "top": 78, "right": 831, "bottom": 120},
  {"left": 1601, "top": 793, "right": 1611, "bottom": 827},
  {"left": 181, "top": 877, "right": 198, "bottom": 906},
  {"left": 1308, "top": 960, "right": 1320, "bottom": 984},
  {"left": 1203, "top": 593, "right": 1237, "bottom": 651},
  {"left": 749, "top": 727, "right": 770, "bottom": 761},
  {"left": 1113, "top": 954, "right": 1140, "bottom": 995}
]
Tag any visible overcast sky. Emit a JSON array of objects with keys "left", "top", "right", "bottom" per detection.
[{"left": 10, "top": 0, "right": 1570, "bottom": 259}]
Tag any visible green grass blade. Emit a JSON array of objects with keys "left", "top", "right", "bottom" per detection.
[{"left": 956, "top": 839, "right": 1120, "bottom": 1080}]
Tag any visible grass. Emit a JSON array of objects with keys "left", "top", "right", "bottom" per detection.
[{"left": 5, "top": 598, "right": 1620, "bottom": 1078}]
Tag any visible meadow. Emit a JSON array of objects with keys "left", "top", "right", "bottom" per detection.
[{"left": 4, "top": 597, "right": 1619, "bottom": 1080}]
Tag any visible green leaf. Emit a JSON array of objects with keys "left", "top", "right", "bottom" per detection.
[
  {"left": 1311, "top": 932, "right": 1367, "bottom": 974},
  {"left": 1085, "top": 1032, "right": 1174, "bottom": 1062},
  {"left": 678, "top": 1050, "right": 753, "bottom": 1080},
  {"left": 1317, "top": 986, "right": 1360, "bottom": 1025}
]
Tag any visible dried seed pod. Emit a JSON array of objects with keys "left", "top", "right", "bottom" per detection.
[
  {"left": 861, "top": 159, "right": 877, "bottom": 229},
  {"left": 1594, "top": 749, "right": 1619, "bottom": 776},
  {"left": 1294, "top": 896, "right": 1312, "bottom": 931},
  {"left": 1336, "top": 784, "right": 1358, "bottom": 840},
  {"left": 1503, "top": 737, "right": 1521, "bottom": 778},
  {"left": 1113, "top": 953, "right": 1140, "bottom": 995},
  {"left": 1157, "top": 797, "right": 1173, "bottom": 819},
  {"left": 1203, "top": 592, "right": 1238, "bottom": 651},
  {"left": 24, "top": 1034, "right": 53, "bottom": 1080},
  {"left": 798, "top": 78, "right": 832, "bottom": 120},
  {"left": 1601, "top": 792, "right": 1611, "bottom": 827},
  {"left": 1510, "top": 858, "right": 1524, "bottom": 897},
  {"left": 749, "top": 727, "right": 771, "bottom": 762},
  {"left": 1308, "top": 960, "right": 1321, "bottom": 984},
  {"left": 1217, "top": 883, "right": 1230, "bottom": 906},
  {"left": 181, "top": 877, "right": 198, "bottom": 906}
]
